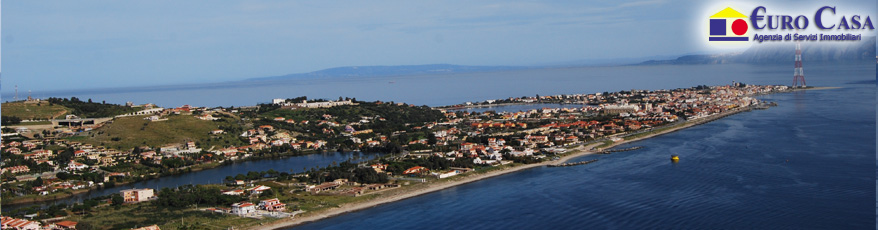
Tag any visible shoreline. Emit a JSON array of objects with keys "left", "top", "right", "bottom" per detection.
[
  {"left": 256, "top": 103, "right": 754, "bottom": 230},
  {"left": 5, "top": 86, "right": 832, "bottom": 227}
]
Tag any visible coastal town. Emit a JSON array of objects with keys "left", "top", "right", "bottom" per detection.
[{"left": 1, "top": 83, "right": 791, "bottom": 229}]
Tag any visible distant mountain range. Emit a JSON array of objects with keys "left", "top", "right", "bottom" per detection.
[
  {"left": 246, "top": 37, "right": 876, "bottom": 82},
  {"left": 247, "top": 64, "right": 528, "bottom": 81},
  {"left": 640, "top": 36, "right": 876, "bottom": 65}
]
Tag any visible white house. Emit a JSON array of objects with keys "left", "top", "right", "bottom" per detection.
[
  {"left": 231, "top": 202, "right": 256, "bottom": 216},
  {"left": 434, "top": 170, "right": 460, "bottom": 179},
  {"left": 222, "top": 189, "right": 244, "bottom": 196},
  {"left": 67, "top": 160, "right": 89, "bottom": 171},
  {"left": 247, "top": 185, "right": 271, "bottom": 195}
]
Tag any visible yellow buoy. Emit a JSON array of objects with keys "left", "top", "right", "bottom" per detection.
[{"left": 671, "top": 154, "right": 679, "bottom": 162}]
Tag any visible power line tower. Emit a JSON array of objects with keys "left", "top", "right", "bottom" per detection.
[{"left": 793, "top": 41, "right": 806, "bottom": 88}]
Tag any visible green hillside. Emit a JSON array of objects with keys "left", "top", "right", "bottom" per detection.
[
  {"left": 1, "top": 101, "right": 71, "bottom": 121},
  {"left": 77, "top": 115, "right": 245, "bottom": 151}
]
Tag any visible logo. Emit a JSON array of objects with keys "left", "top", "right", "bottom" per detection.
[
  {"left": 709, "top": 7, "right": 750, "bottom": 41},
  {"left": 703, "top": 5, "right": 874, "bottom": 44}
]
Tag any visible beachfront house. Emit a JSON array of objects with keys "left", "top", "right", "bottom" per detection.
[
  {"left": 307, "top": 182, "right": 340, "bottom": 194},
  {"left": 403, "top": 166, "right": 428, "bottom": 175},
  {"left": 259, "top": 198, "right": 286, "bottom": 211}
]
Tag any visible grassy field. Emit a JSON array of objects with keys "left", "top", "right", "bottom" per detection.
[
  {"left": 1, "top": 101, "right": 70, "bottom": 120},
  {"left": 17, "top": 121, "right": 53, "bottom": 125},
  {"left": 594, "top": 140, "right": 615, "bottom": 149},
  {"left": 251, "top": 180, "right": 377, "bottom": 213},
  {"left": 68, "top": 203, "right": 265, "bottom": 230},
  {"left": 64, "top": 181, "right": 380, "bottom": 230},
  {"left": 78, "top": 115, "right": 244, "bottom": 151}
]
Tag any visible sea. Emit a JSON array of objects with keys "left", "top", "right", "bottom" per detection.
[{"left": 3, "top": 62, "right": 876, "bottom": 229}]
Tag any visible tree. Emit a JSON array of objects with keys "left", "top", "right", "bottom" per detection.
[
  {"left": 259, "top": 188, "right": 275, "bottom": 198},
  {"left": 246, "top": 171, "right": 261, "bottom": 180},
  {"left": 427, "top": 133, "right": 437, "bottom": 145},
  {"left": 76, "top": 221, "right": 95, "bottom": 230},
  {"left": 1, "top": 171, "right": 15, "bottom": 182},
  {"left": 1, "top": 116, "right": 22, "bottom": 125},
  {"left": 111, "top": 194, "right": 124, "bottom": 206},
  {"left": 266, "top": 169, "right": 279, "bottom": 178},
  {"left": 32, "top": 177, "right": 44, "bottom": 187}
]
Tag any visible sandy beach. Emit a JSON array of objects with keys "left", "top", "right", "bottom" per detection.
[{"left": 255, "top": 104, "right": 754, "bottom": 230}]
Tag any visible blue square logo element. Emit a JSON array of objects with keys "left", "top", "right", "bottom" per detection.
[{"left": 710, "top": 19, "right": 726, "bottom": 36}]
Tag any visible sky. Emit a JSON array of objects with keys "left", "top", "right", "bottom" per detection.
[{"left": 2, "top": 0, "right": 875, "bottom": 93}]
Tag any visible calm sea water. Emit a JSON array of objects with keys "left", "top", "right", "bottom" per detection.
[
  {"left": 3, "top": 63, "right": 875, "bottom": 228},
  {"left": 290, "top": 63, "right": 876, "bottom": 229},
  {"left": 6, "top": 63, "right": 858, "bottom": 108}
]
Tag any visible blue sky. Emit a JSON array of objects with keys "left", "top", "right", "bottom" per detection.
[{"left": 2, "top": 0, "right": 875, "bottom": 93}]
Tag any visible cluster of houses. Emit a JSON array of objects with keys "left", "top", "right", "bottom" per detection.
[
  {"left": 1, "top": 84, "right": 788, "bottom": 225},
  {"left": 332, "top": 85, "right": 786, "bottom": 184},
  {"left": 0, "top": 217, "right": 78, "bottom": 230},
  {"left": 1, "top": 216, "right": 159, "bottom": 230},
  {"left": 220, "top": 183, "right": 271, "bottom": 196},
  {"left": 271, "top": 99, "right": 354, "bottom": 108},
  {"left": 304, "top": 178, "right": 401, "bottom": 197},
  {"left": 429, "top": 85, "right": 786, "bottom": 156},
  {"left": 2, "top": 140, "right": 122, "bottom": 173},
  {"left": 205, "top": 197, "right": 287, "bottom": 218},
  {"left": 226, "top": 198, "right": 287, "bottom": 216},
  {"left": 214, "top": 126, "right": 325, "bottom": 159}
]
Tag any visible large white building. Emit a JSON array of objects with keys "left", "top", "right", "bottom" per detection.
[
  {"left": 120, "top": 188, "right": 155, "bottom": 203},
  {"left": 272, "top": 99, "right": 353, "bottom": 108}
]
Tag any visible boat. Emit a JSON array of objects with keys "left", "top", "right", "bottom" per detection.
[{"left": 670, "top": 154, "right": 679, "bottom": 162}]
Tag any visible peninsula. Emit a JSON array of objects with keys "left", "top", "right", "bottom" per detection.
[{"left": 1, "top": 84, "right": 802, "bottom": 229}]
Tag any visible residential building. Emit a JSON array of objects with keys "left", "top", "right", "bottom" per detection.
[
  {"left": 403, "top": 166, "right": 428, "bottom": 175},
  {"left": 130, "top": 225, "right": 161, "bottom": 230},
  {"left": 231, "top": 202, "right": 256, "bottom": 215},
  {"left": 120, "top": 188, "right": 155, "bottom": 203},
  {"left": 1, "top": 216, "right": 41, "bottom": 230},
  {"left": 259, "top": 198, "right": 286, "bottom": 211},
  {"left": 53, "top": 221, "right": 78, "bottom": 230},
  {"left": 66, "top": 161, "right": 89, "bottom": 171}
]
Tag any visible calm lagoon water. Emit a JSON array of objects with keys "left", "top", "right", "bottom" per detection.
[{"left": 5, "top": 152, "right": 381, "bottom": 211}]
